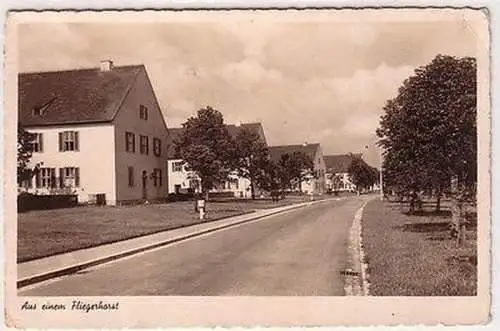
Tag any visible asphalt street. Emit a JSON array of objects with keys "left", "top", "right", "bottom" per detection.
[{"left": 20, "top": 196, "right": 371, "bottom": 296}]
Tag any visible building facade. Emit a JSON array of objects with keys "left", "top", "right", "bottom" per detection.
[
  {"left": 18, "top": 61, "right": 169, "bottom": 205},
  {"left": 324, "top": 153, "right": 361, "bottom": 192},
  {"left": 166, "top": 123, "right": 267, "bottom": 198},
  {"left": 268, "top": 143, "right": 327, "bottom": 195}
]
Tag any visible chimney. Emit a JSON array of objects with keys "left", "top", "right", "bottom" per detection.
[{"left": 100, "top": 60, "right": 113, "bottom": 72}]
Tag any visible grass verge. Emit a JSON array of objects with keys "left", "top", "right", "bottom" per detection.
[
  {"left": 362, "top": 199, "right": 477, "bottom": 296},
  {"left": 18, "top": 196, "right": 320, "bottom": 263}
]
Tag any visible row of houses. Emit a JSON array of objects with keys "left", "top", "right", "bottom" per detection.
[{"left": 18, "top": 61, "right": 369, "bottom": 205}]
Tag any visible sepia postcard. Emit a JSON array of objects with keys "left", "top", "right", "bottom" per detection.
[{"left": 3, "top": 7, "right": 491, "bottom": 328}]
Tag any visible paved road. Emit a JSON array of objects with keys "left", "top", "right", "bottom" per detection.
[{"left": 20, "top": 196, "right": 371, "bottom": 296}]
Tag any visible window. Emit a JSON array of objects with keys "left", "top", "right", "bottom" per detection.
[
  {"left": 31, "top": 133, "right": 43, "bottom": 152},
  {"left": 172, "top": 161, "right": 183, "bottom": 172},
  {"left": 128, "top": 167, "right": 134, "bottom": 187},
  {"left": 58, "top": 131, "right": 79, "bottom": 152},
  {"left": 153, "top": 138, "right": 162, "bottom": 157},
  {"left": 58, "top": 167, "right": 80, "bottom": 188},
  {"left": 139, "top": 105, "right": 148, "bottom": 120},
  {"left": 125, "top": 132, "right": 135, "bottom": 153},
  {"left": 33, "top": 108, "right": 44, "bottom": 116},
  {"left": 152, "top": 168, "right": 163, "bottom": 187},
  {"left": 21, "top": 178, "right": 33, "bottom": 189},
  {"left": 36, "top": 168, "right": 56, "bottom": 188},
  {"left": 140, "top": 135, "right": 149, "bottom": 155}
]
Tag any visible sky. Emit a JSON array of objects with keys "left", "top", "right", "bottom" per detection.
[{"left": 17, "top": 11, "right": 479, "bottom": 167}]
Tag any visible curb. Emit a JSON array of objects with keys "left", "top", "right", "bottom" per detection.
[
  {"left": 18, "top": 197, "right": 339, "bottom": 289},
  {"left": 344, "top": 199, "right": 371, "bottom": 296}
]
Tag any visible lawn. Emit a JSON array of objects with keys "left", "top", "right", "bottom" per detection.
[
  {"left": 17, "top": 196, "right": 319, "bottom": 263},
  {"left": 362, "top": 198, "right": 477, "bottom": 296}
]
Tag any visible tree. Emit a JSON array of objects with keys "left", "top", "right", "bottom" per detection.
[
  {"left": 277, "top": 151, "right": 314, "bottom": 193},
  {"left": 17, "top": 124, "right": 36, "bottom": 186},
  {"left": 377, "top": 54, "right": 476, "bottom": 243},
  {"left": 175, "top": 106, "right": 234, "bottom": 201},
  {"left": 347, "top": 155, "right": 377, "bottom": 194},
  {"left": 255, "top": 151, "right": 314, "bottom": 200},
  {"left": 233, "top": 127, "right": 269, "bottom": 199}
]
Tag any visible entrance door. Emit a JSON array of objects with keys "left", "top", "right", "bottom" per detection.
[{"left": 142, "top": 170, "right": 147, "bottom": 200}]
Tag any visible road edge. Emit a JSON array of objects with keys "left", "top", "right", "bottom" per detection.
[
  {"left": 18, "top": 197, "right": 342, "bottom": 289},
  {"left": 344, "top": 198, "right": 372, "bottom": 296}
]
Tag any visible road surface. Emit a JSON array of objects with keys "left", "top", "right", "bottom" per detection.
[{"left": 20, "top": 196, "right": 371, "bottom": 296}]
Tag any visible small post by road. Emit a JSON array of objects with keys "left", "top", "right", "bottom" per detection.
[{"left": 197, "top": 199, "right": 205, "bottom": 220}]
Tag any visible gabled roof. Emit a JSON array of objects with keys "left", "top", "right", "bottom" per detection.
[
  {"left": 268, "top": 143, "right": 320, "bottom": 163},
  {"left": 18, "top": 65, "right": 143, "bottom": 127},
  {"left": 324, "top": 153, "right": 362, "bottom": 173},
  {"left": 166, "top": 122, "right": 267, "bottom": 160},
  {"left": 226, "top": 122, "right": 267, "bottom": 145},
  {"left": 166, "top": 127, "right": 185, "bottom": 160}
]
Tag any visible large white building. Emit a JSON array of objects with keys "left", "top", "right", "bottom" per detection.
[{"left": 18, "top": 61, "right": 169, "bottom": 205}]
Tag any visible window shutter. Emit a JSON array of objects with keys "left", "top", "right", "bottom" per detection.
[
  {"left": 59, "top": 132, "right": 63, "bottom": 151},
  {"left": 159, "top": 169, "right": 162, "bottom": 187},
  {"left": 35, "top": 170, "right": 41, "bottom": 188},
  {"left": 39, "top": 134, "right": 44, "bottom": 152},
  {"left": 132, "top": 134, "right": 136, "bottom": 153},
  {"left": 74, "top": 131, "right": 79, "bottom": 151},
  {"left": 59, "top": 168, "right": 64, "bottom": 188},
  {"left": 125, "top": 133, "right": 129, "bottom": 152},
  {"left": 75, "top": 168, "right": 80, "bottom": 187}
]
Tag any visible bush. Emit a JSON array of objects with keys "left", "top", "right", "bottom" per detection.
[{"left": 18, "top": 193, "right": 78, "bottom": 212}]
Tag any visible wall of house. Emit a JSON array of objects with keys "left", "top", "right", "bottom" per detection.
[
  {"left": 301, "top": 146, "right": 327, "bottom": 194},
  {"left": 167, "top": 162, "right": 253, "bottom": 198},
  {"left": 22, "top": 124, "right": 116, "bottom": 204},
  {"left": 167, "top": 159, "right": 200, "bottom": 194},
  {"left": 113, "top": 68, "right": 169, "bottom": 203},
  {"left": 210, "top": 173, "right": 252, "bottom": 198}
]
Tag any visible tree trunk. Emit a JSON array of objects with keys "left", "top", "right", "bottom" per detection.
[
  {"left": 250, "top": 176, "right": 255, "bottom": 200},
  {"left": 450, "top": 175, "right": 466, "bottom": 245},
  {"left": 435, "top": 191, "right": 441, "bottom": 212}
]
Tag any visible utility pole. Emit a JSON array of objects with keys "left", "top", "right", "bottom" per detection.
[{"left": 379, "top": 148, "right": 384, "bottom": 201}]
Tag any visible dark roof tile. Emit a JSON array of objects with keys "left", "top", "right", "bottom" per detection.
[
  {"left": 19, "top": 65, "right": 143, "bottom": 127},
  {"left": 324, "top": 153, "right": 362, "bottom": 173},
  {"left": 268, "top": 143, "right": 320, "bottom": 163}
]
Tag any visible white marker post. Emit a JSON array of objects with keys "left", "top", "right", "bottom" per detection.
[{"left": 197, "top": 199, "right": 205, "bottom": 220}]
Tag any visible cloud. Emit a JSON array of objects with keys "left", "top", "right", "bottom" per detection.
[{"left": 17, "top": 17, "right": 479, "bottom": 167}]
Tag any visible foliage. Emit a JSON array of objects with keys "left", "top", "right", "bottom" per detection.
[
  {"left": 377, "top": 54, "right": 477, "bottom": 203},
  {"left": 330, "top": 173, "right": 343, "bottom": 192},
  {"left": 175, "top": 106, "right": 234, "bottom": 199},
  {"left": 233, "top": 126, "right": 269, "bottom": 199},
  {"left": 17, "top": 124, "right": 37, "bottom": 185},
  {"left": 347, "top": 154, "right": 378, "bottom": 193}
]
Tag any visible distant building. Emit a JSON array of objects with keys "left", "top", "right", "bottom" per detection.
[
  {"left": 324, "top": 153, "right": 379, "bottom": 192},
  {"left": 323, "top": 154, "right": 360, "bottom": 192},
  {"left": 18, "top": 61, "right": 169, "bottom": 205},
  {"left": 268, "top": 143, "right": 327, "bottom": 195},
  {"left": 166, "top": 122, "right": 268, "bottom": 198}
]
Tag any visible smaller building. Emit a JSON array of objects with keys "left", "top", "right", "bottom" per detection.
[
  {"left": 268, "top": 143, "right": 327, "bottom": 195},
  {"left": 324, "top": 154, "right": 359, "bottom": 192},
  {"left": 166, "top": 122, "right": 267, "bottom": 198}
]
